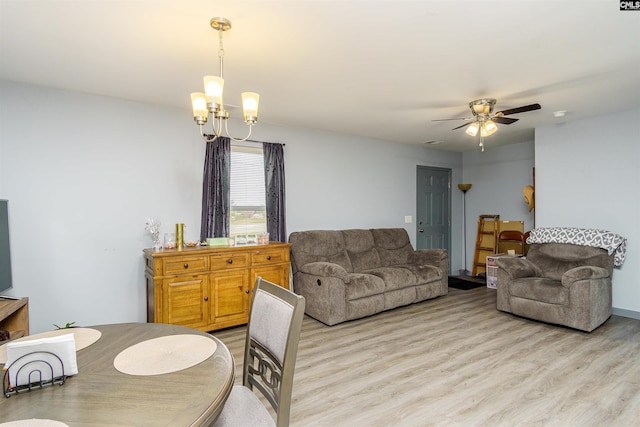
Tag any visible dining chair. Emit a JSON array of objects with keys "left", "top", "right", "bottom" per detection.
[{"left": 214, "top": 277, "right": 305, "bottom": 427}]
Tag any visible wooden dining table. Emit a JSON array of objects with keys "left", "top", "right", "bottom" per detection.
[{"left": 0, "top": 322, "right": 235, "bottom": 426}]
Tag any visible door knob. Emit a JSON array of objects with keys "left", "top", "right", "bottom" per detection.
[{"left": 418, "top": 229, "right": 424, "bottom": 233}]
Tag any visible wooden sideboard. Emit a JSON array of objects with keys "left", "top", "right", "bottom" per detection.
[
  {"left": 143, "top": 243, "right": 291, "bottom": 332},
  {"left": 0, "top": 297, "right": 29, "bottom": 343}
]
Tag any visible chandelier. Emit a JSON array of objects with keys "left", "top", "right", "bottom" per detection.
[{"left": 190, "top": 17, "right": 259, "bottom": 142}]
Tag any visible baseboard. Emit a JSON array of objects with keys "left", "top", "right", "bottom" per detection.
[{"left": 612, "top": 307, "right": 640, "bottom": 320}]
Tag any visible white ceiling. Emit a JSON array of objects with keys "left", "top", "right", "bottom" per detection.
[{"left": 1, "top": 0, "right": 639, "bottom": 151}]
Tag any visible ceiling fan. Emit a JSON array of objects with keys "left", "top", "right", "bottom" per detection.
[{"left": 434, "top": 98, "right": 541, "bottom": 150}]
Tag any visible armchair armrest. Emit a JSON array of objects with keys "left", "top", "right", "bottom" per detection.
[
  {"left": 297, "top": 262, "right": 350, "bottom": 283},
  {"left": 495, "top": 257, "right": 543, "bottom": 280},
  {"left": 561, "top": 266, "right": 610, "bottom": 288}
]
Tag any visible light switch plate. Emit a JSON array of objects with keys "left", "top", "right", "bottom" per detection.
[{"left": 404, "top": 215, "right": 413, "bottom": 224}]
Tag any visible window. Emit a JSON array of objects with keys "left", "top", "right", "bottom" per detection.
[{"left": 230, "top": 143, "right": 267, "bottom": 238}]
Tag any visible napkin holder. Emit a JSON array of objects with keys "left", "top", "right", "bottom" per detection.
[{"left": 2, "top": 334, "right": 77, "bottom": 397}]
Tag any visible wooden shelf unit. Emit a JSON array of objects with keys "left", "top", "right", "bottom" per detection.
[
  {"left": 0, "top": 297, "right": 29, "bottom": 343},
  {"left": 143, "top": 243, "right": 291, "bottom": 332}
]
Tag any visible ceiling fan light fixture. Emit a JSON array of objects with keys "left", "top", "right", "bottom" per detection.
[
  {"left": 480, "top": 120, "right": 498, "bottom": 137},
  {"left": 465, "top": 122, "right": 479, "bottom": 136}
]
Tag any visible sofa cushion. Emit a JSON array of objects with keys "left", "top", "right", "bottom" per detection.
[
  {"left": 289, "top": 230, "right": 353, "bottom": 273},
  {"left": 397, "top": 264, "right": 442, "bottom": 284},
  {"left": 344, "top": 273, "right": 386, "bottom": 301},
  {"left": 370, "top": 228, "right": 414, "bottom": 266},
  {"left": 364, "top": 267, "right": 418, "bottom": 290},
  {"left": 508, "top": 277, "right": 569, "bottom": 305},
  {"left": 342, "top": 229, "right": 381, "bottom": 272}
]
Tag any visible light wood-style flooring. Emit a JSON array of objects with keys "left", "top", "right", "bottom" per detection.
[{"left": 212, "top": 287, "right": 640, "bottom": 426}]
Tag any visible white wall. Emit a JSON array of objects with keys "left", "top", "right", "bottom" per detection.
[
  {"left": 535, "top": 109, "right": 640, "bottom": 316},
  {"left": 0, "top": 80, "right": 462, "bottom": 333},
  {"left": 461, "top": 141, "right": 536, "bottom": 272}
]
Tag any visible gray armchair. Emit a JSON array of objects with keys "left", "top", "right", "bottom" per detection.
[{"left": 495, "top": 242, "right": 615, "bottom": 332}]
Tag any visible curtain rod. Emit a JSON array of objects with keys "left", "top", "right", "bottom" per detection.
[
  {"left": 245, "top": 139, "right": 285, "bottom": 146},
  {"left": 204, "top": 135, "right": 285, "bottom": 146}
]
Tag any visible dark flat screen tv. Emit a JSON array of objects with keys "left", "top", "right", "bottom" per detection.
[{"left": 0, "top": 200, "right": 13, "bottom": 295}]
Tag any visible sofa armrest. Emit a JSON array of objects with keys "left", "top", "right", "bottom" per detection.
[
  {"left": 495, "top": 257, "right": 542, "bottom": 280},
  {"left": 297, "top": 262, "right": 350, "bottom": 283},
  {"left": 409, "top": 249, "right": 447, "bottom": 266},
  {"left": 561, "top": 266, "right": 610, "bottom": 288}
]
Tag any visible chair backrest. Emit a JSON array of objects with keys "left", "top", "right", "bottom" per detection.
[
  {"left": 497, "top": 230, "right": 524, "bottom": 255},
  {"left": 527, "top": 243, "right": 614, "bottom": 281},
  {"left": 244, "top": 277, "right": 305, "bottom": 427}
]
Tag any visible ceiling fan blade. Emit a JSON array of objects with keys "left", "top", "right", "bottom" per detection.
[
  {"left": 432, "top": 117, "right": 471, "bottom": 122},
  {"left": 452, "top": 122, "right": 472, "bottom": 130},
  {"left": 493, "top": 117, "right": 519, "bottom": 125},
  {"left": 497, "top": 103, "right": 541, "bottom": 116}
]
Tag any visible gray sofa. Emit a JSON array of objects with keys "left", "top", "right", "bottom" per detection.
[{"left": 289, "top": 228, "right": 448, "bottom": 326}]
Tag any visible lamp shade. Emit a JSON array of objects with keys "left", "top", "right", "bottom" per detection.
[
  {"left": 203, "top": 76, "right": 224, "bottom": 106},
  {"left": 465, "top": 122, "right": 479, "bottom": 136},
  {"left": 190, "top": 93, "right": 208, "bottom": 123},
  {"left": 481, "top": 120, "right": 498, "bottom": 137},
  {"left": 241, "top": 92, "right": 259, "bottom": 123}
]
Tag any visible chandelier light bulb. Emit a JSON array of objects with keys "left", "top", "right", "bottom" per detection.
[
  {"left": 242, "top": 92, "right": 260, "bottom": 124},
  {"left": 203, "top": 76, "right": 224, "bottom": 108},
  {"left": 191, "top": 93, "right": 208, "bottom": 125}
]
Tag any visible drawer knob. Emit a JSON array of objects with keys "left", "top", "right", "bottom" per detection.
[
  {"left": 227, "top": 259, "right": 233, "bottom": 264},
  {"left": 204, "top": 296, "right": 209, "bottom": 302},
  {"left": 245, "top": 289, "right": 250, "bottom": 294},
  {"left": 183, "top": 263, "right": 189, "bottom": 269},
  {"left": 266, "top": 256, "right": 271, "bottom": 261}
]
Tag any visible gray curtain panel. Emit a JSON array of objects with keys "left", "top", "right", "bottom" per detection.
[
  {"left": 200, "top": 136, "right": 230, "bottom": 240},
  {"left": 263, "top": 142, "right": 287, "bottom": 242}
]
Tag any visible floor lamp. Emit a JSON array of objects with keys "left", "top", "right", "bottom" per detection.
[{"left": 458, "top": 184, "right": 472, "bottom": 276}]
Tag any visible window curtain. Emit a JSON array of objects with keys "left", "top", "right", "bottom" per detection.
[
  {"left": 263, "top": 142, "right": 287, "bottom": 242},
  {"left": 200, "top": 136, "right": 230, "bottom": 240}
]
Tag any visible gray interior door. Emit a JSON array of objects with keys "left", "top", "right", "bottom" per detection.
[{"left": 416, "top": 166, "right": 451, "bottom": 269}]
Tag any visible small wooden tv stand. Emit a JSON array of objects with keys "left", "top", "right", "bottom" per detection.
[{"left": 0, "top": 297, "right": 29, "bottom": 343}]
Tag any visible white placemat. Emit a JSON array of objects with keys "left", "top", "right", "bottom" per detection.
[
  {"left": 113, "top": 334, "right": 217, "bottom": 376},
  {"left": 0, "top": 328, "right": 101, "bottom": 364},
  {"left": 0, "top": 420, "right": 69, "bottom": 427}
]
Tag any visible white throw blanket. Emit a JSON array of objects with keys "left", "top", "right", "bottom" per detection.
[{"left": 527, "top": 227, "right": 627, "bottom": 267}]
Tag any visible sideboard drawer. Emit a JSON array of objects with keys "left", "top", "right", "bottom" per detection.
[
  {"left": 163, "top": 256, "right": 208, "bottom": 275},
  {"left": 251, "top": 248, "right": 288, "bottom": 266},
  {"left": 211, "top": 252, "right": 251, "bottom": 270}
]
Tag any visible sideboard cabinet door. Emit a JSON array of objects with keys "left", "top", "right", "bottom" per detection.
[
  {"left": 163, "top": 275, "right": 209, "bottom": 329},
  {"left": 210, "top": 269, "right": 250, "bottom": 328}
]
